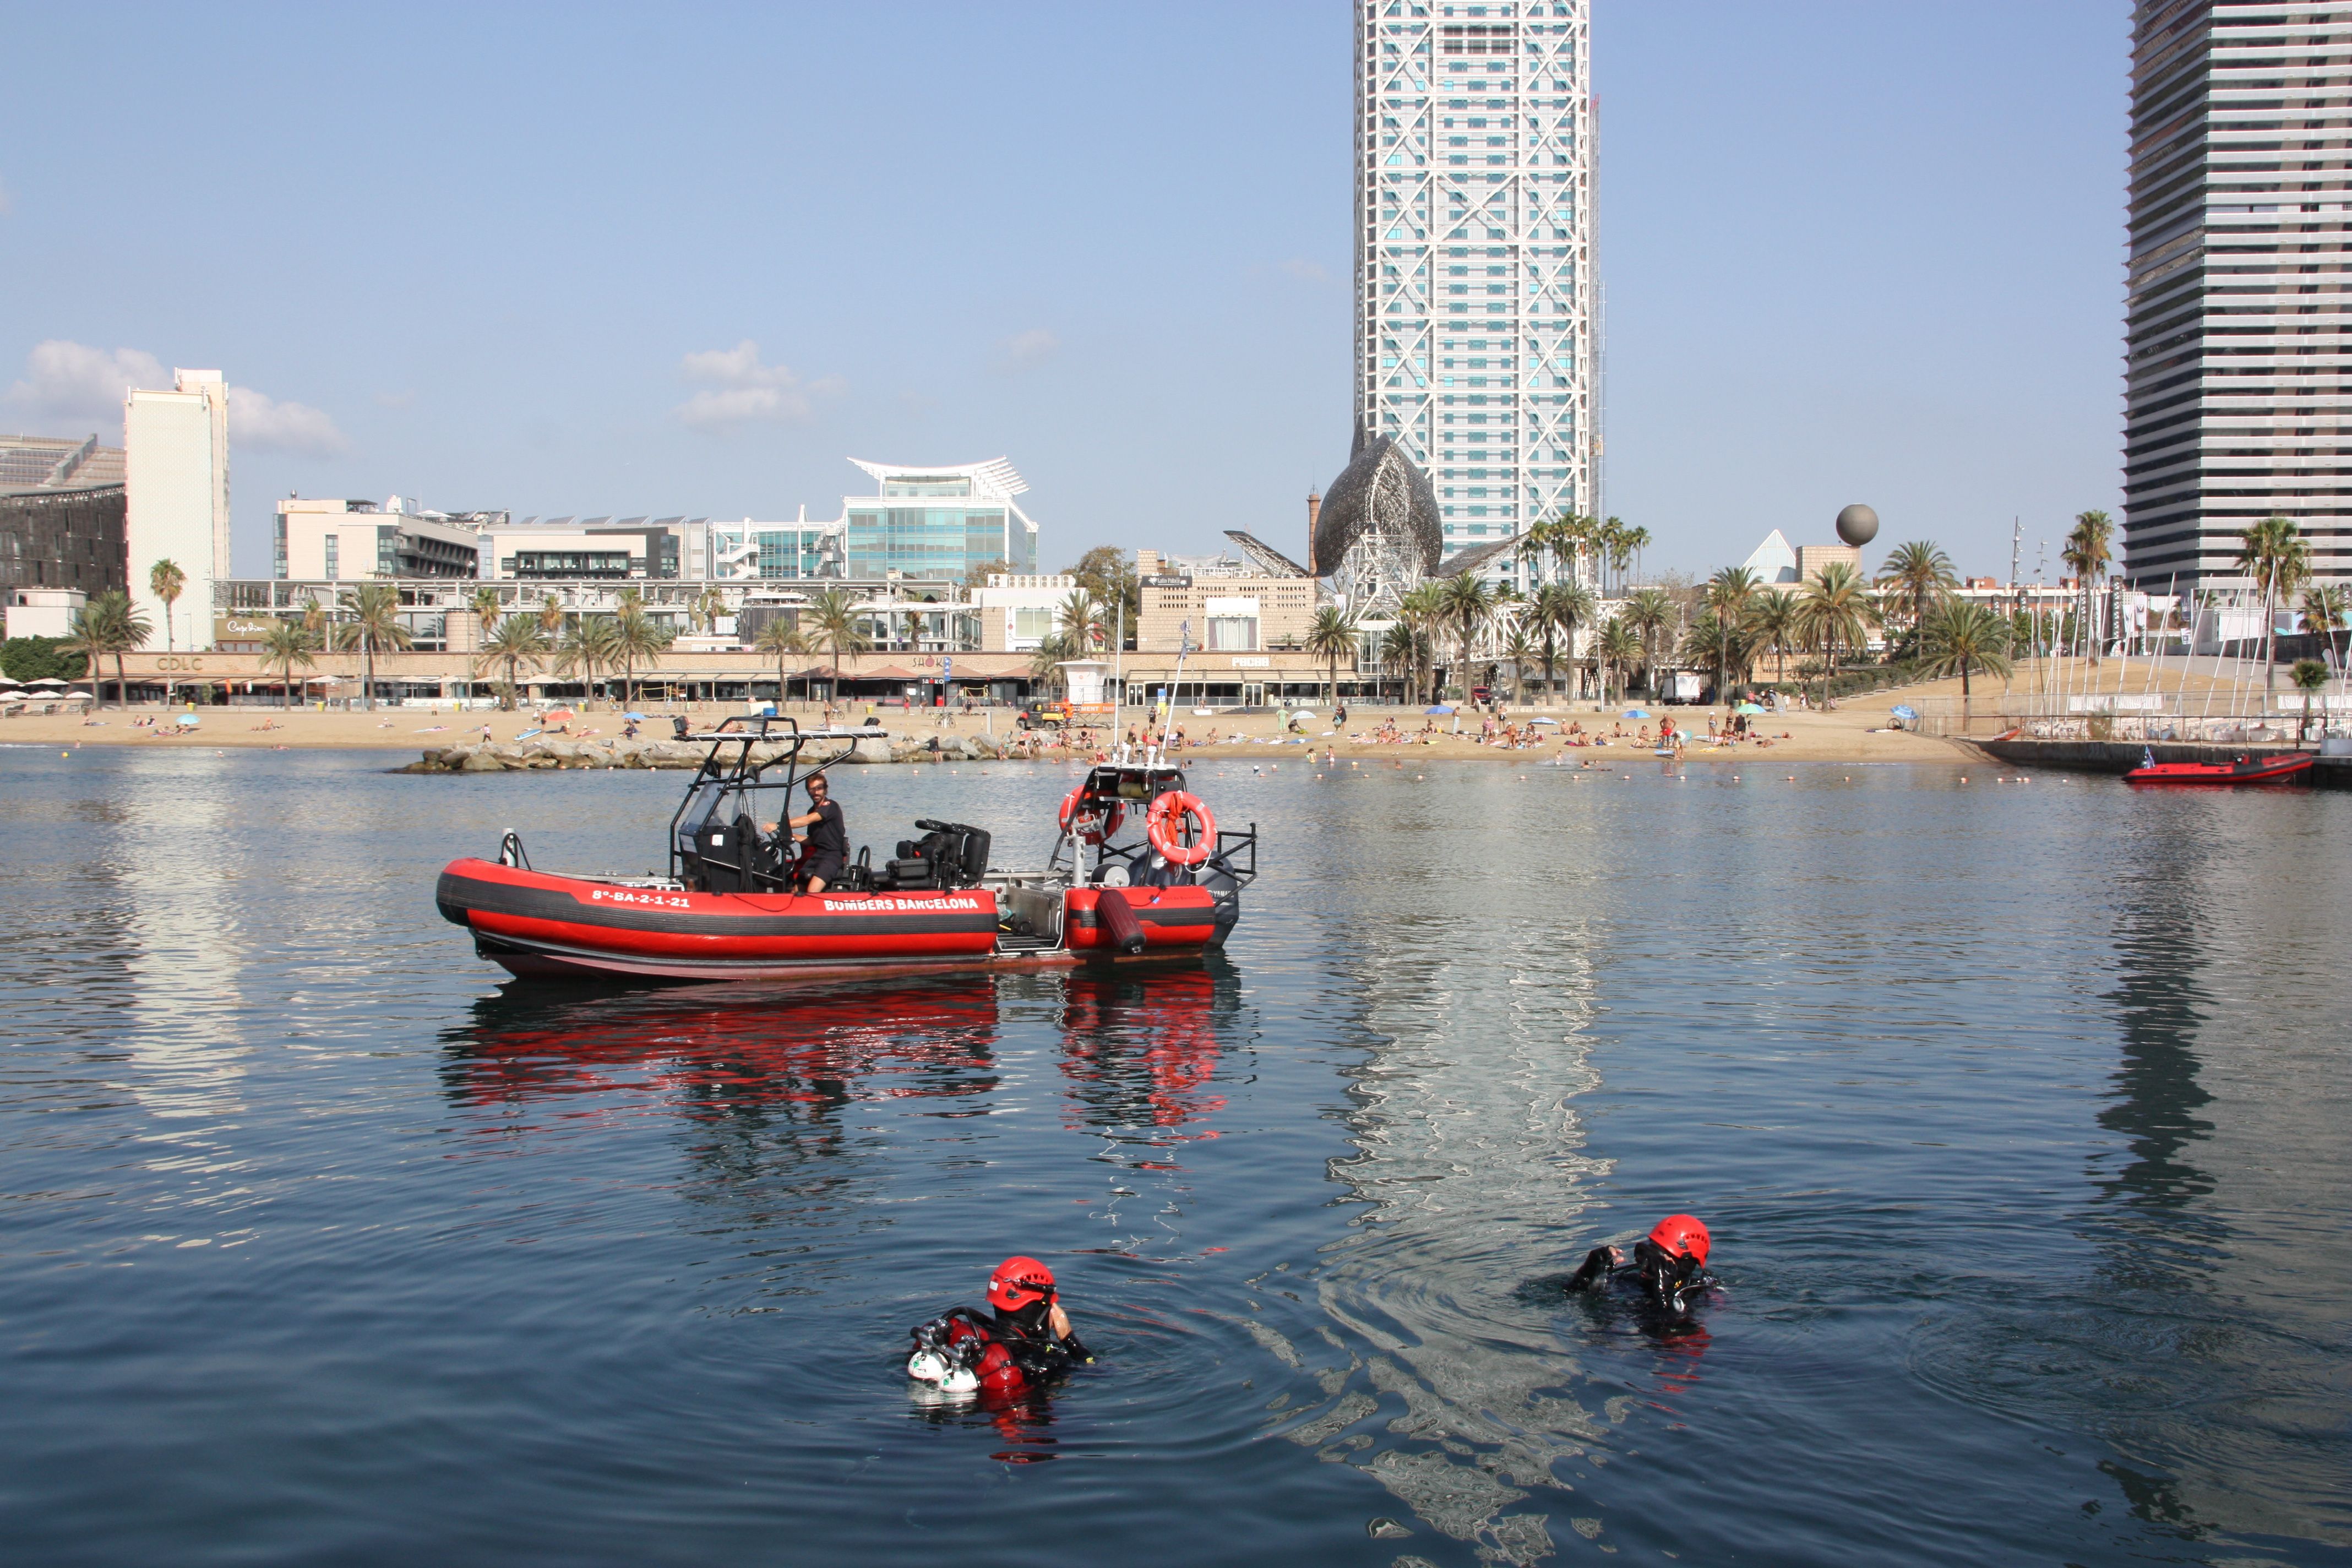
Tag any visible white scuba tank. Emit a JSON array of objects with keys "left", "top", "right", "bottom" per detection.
[{"left": 906, "top": 1349, "right": 979, "bottom": 1395}]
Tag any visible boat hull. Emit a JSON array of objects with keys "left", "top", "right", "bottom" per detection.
[
  {"left": 2124, "top": 755, "right": 2315, "bottom": 786},
  {"left": 435, "top": 858, "right": 1229, "bottom": 984}
]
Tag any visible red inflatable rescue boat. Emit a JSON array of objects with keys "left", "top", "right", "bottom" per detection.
[
  {"left": 2122, "top": 749, "right": 2315, "bottom": 787},
  {"left": 435, "top": 718, "right": 1256, "bottom": 983}
]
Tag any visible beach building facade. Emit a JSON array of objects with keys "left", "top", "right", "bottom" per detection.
[
  {"left": 1355, "top": 0, "right": 1594, "bottom": 586},
  {"left": 2125, "top": 2, "right": 2352, "bottom": 587},
  {"left": 1134, "top": 549, "right": 1320, "bottom": 654},
  {"left": 126, "top": 371, "right": 229, "bottom": 651},
  {"left": 974, "top": 574, "right": 1077, "bottom": 653}
]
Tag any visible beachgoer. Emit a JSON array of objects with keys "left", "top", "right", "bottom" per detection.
[
  {"left": 905, "top": 1256, "right": 1092, "bottom": 1397},
  {"left": 767, "top": 771, "right": 846, "bottom": 892},
  {"left": 1565, "top": 1213, "right": 1718, "bottom": 1318}
]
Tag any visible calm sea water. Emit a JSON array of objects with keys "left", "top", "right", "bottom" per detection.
[{"left": 1, "top": 742, "right": 2345, "bottom": 1566}]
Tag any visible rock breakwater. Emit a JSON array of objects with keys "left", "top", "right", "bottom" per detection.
[{"left": 399, "top": 731, "right": 1008, "bottom": 774}]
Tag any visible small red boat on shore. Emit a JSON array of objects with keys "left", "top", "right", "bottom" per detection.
[
  {"left": 2122, "top": 749, "right": 2315, "bottom": 787},
  {"left": 436, "top": 718, "right": 1256, "bottom": 983}
]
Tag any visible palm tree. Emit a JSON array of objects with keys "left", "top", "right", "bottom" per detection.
[
  {"left": 608, "top": 601, "right": 673, "bottom": 708},
  {"left": 1705, "top": 566, "right": 1761, "bottom": 700},
  {"left": 2061, "top": 510, "right": 2114, "bottom": 666},
  {"left": 2290, "top": 658, "right": 2329, "bottom": 743},
  {"left": 691, "top": 586, "right": 727, "bottom": 636},
  {"left": 149, "top": 559, "right": 186, "bottom": 655},
  {"left": 65, "top": 591, "right": 150, "bottom": 708},
  {"left": 538, "top": 593, "right": 567, "bottom": 640},
  {"left": 1438, "top": 572, "right": 1494, "bottom": 700},
  {"left": 1027, "top": 632, "right": 1076, "bottom": 696},
  {"left": 554, "top": 615, "right": 619, "bottom": 702},
  {"left": 1918, "top": 600, "right": 2013, "bottom": 704},
  {"left": 1058, "top": 589, "right": 1107, "bottom": 654},
  {"left": 1624, "top": 587, "right": 1674, "bottom": 696},
  {"left": 1499, "top": 622, "right": 1536, "bottom": 705},
  {"left": 1304, "top": 604, "right": 1359, "bottom": 705},
  {"left": 1527, "top": 580, "right": 1593, "bottom": 703},
  {"left": 260, "top": 619, "right": 317, "bottom": 709},
  {"left": 336, "top": 581, "right": 412, "bottom": 711},
  {"left": 470, "top": 585, "right": 503, "bottom": 646},
  {"left": 752, "top": 616, "right": 810, "bottom": 703},
  {"left": 1596, "top": 617, "right": 1641, "bottom": 706},
  {"left": 1397, "top": 581, "right": 1446, "bottom": 703},
  {"left": 1796, "top": 562, "right": 1877, "bottom": 707},
  {"left": 2300, "top": 581, "right": 2348, "bottom": 670},
  {"left": 804, "top": 587, "right": 872, "bottom": 704},
  {"left": 1618, "top": 522, "right": 1651, "bottom": 590},
  {"left": 1746, "top": 588, "right": 1801, "bottom": 688},
  {"left": 1875, "top": 541, "right": 1956, "bottom": 655},
  {"left": 2237, "top": 515, "right": 2312, "bottom": 694},
  {"left": 472, "top": 615, "right": 552, "bottom": 710}
]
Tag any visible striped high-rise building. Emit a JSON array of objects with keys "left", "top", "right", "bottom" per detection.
[
  {"left": 2126, "top": 1, "right": 2352, "bottom": 587},
  {"left": 1354, "top": 0, "right": 1593, "bottom": 585}
]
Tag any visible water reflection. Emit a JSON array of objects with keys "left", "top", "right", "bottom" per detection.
[
  {"left": 439, "top": 980, "right": 1004, "bottom": 1126},
  {"left": 1057, "top": 962, "right": 1239, "bottom": 1153}
]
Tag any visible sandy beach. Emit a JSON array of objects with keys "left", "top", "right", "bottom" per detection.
[{"left": 4, "top": 684, "right": 1980, "bottom": 765}]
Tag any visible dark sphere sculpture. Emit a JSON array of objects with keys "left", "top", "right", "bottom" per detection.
[{"left": 1835, "top": 504, "right": 1879, "bottom": 547}]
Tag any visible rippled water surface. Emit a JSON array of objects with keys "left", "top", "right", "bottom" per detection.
[{"left": 3, "top": 745, "right": 2347, "bottom": 1566}]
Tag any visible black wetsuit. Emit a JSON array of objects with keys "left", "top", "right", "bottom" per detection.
[
  {"left": 1565, "top": 1241, "right": 1719, "bottom": 1318},
  {"left": 801, "top": 797, "right": 847, "bottom": 885}
]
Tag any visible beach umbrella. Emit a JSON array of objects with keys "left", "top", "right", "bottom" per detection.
[
  {"left": 1527, "top": 715, "right": 1561, "bottom": 726},
  {"left": 26, "top": 677, "right": 67, "bottom": 688},
  {"left": 545, "top": 706, "right": 575, "bottom": 721},
  {"left": 1735, "top": 702, "right": 1765, "bottom": 715},
  {"left": 1622, "top": 708, "right": 1650, "bottom": 719},
  {"left": 0, "top": 675, "right": 20, "bottom": 687},
  {"left": 1890, "top": 704, "right": 1919, "bottom": 723},
  {"left": 625, "top": 711, "right": 646, "bottom": 722},
  {"left": 1425, "top": 705, "right": 1453, "bottom": 715}
]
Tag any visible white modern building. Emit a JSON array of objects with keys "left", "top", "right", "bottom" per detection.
[
  {"left": 2125, "top": 2, "right": 2352, "bottom": 587},
  {"left": 276, "top": 496, "right": 484, "bottom": 580},
  {"left": 126, "top": 369, "right": 229, "bottom": 651},
  {"left": 841, "top": 458, "right": 1040, "bottom": 579},
  {"left": 1355, "top": 0, "right": 1594, "bottom": 572},
  {"left": 974, "top": 573, "right": 1076, "bottom": 652}
]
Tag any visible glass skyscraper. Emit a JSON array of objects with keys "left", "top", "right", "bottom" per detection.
[
  {"left": 1355, "top": 0, "right": 1593, "bottom": 578},
  {"left": 2125, "top": 1, "right": 2351, "bottom": 589}
]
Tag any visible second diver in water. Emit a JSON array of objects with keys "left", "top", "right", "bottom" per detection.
[
  {"left": 907, "top": 1255, "right": 1094, "bottom": 1397},
  {"left": 1565, "top": 1213, "right": 1719, "bottom": 1319}
]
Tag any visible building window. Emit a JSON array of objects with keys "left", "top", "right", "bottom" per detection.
[
  {"left": 323, "top": 536, "right": 339, "bottom": 581},
  {"left": 1208, "top": 616, "right": 1258, "bottom": 652}
]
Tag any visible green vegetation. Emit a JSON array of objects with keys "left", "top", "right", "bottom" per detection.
[{"left": 1, "top": 636, "right": 87, "bottom": 684}]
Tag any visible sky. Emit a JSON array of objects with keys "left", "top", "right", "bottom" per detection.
[{"left": 0, "top": 1, "right": 2131, "bottom": 584}]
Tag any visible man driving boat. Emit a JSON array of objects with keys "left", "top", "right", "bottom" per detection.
[{"left": 764, "top": 771, "right": 847, "bottom": 892}]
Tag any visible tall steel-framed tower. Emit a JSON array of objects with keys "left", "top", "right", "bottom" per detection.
[
  {"left": 1354, "top": 0, "right": 1593, "bottom": 586},
  {"left": 2125, "top": 1, "right": 2352, "bottom": 589}
]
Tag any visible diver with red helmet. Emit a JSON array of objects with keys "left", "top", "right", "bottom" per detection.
[
  {"left": 907, "top": 1255, "right": 1093, "bottom": 1397},
  {"left": 1565, "top": 1213, "right": 1719, "bottom": 1317}
]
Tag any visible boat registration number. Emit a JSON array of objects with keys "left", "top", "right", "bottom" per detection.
[{"left": 591, "top": 889, "right": 693, "bottom": 908}]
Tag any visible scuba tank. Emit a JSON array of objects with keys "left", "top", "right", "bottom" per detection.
[{"left": 906, "top": 1309, "right": 989, "bottom": 1394}]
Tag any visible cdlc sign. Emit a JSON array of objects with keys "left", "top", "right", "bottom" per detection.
[{"left": 155, "top": 656, "right": 208, "bottom": 671}]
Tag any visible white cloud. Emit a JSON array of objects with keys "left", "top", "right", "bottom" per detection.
[
  {"left": 5, "top": 340, "right": 167, "bottom": 422},
  {"left": 5, "top": 340, "right": 348, "bottom": 456},
  {"left": 999, "top": 328, "right": 1059, "bottom": 370},
  {"left": 674, "top": 339, "right": 831, "bottom": 430},
  {"left": 229, "top": 385, "right": 350, "bottom": 456}
]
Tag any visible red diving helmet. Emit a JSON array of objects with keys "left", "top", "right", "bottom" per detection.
[
  {"left": 987, "top": 1256, "right": 1057, "bottom": 1312},
  {"left": 1647, "top": 1215, "right": 1710, "bottom": 1267}
]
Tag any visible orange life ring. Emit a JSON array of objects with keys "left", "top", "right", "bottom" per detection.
[
  {"left": 1058, "top": 786, "right": 1125, "bottom": 845},
  {"left": 1146, "top": 790, "right": 1215, "bottom": 865}
]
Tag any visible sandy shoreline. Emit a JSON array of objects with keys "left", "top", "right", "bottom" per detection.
[{"left": 4, "top": 693, "right": 1972, "bottom": 766}]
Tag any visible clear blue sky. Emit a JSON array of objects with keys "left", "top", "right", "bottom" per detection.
[{"left": 0, "top": 2, "right": 2129, "bottom": 582}]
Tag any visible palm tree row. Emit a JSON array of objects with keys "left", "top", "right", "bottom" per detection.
[
  {"left": 63, "top": 590, "right": 153, "bottom": 707},
  {"left": 1513, "top": 511, "right": 1652, "bottom": 595}
]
